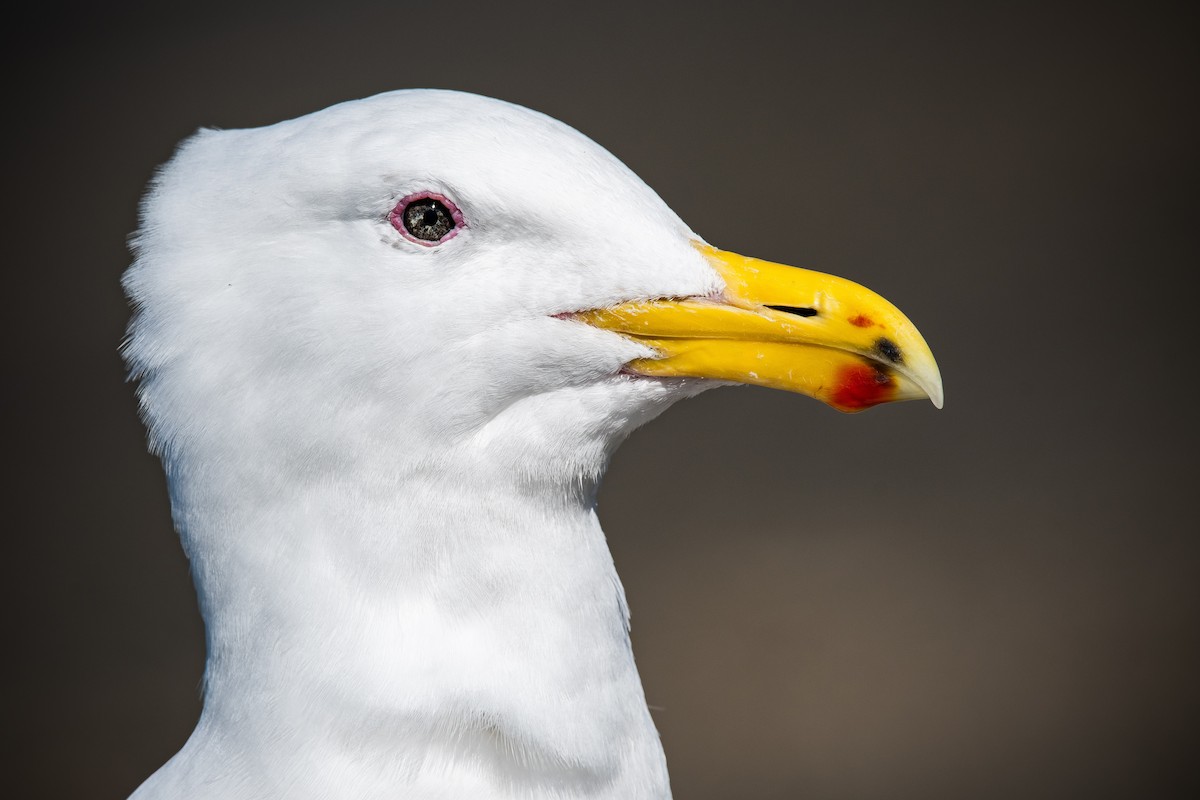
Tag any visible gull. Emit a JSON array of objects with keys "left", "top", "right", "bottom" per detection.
[{"left": 123, "top": 89, "right": 942, "bottom": 800}]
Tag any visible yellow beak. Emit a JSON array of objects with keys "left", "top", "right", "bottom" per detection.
[{"left": 579, "top": 243, "right": 943, "bottom": 413}]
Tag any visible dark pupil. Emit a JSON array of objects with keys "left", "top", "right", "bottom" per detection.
[{"left": 403, "top": 199, "right": 454, "bottom": 241}]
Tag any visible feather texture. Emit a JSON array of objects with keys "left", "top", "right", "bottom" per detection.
[{"left": 124, "top": 90, "right": 723, "bottom": 799}]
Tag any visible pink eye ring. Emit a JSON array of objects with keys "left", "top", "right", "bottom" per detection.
[{"left": 389, "top": 191, "right": 465, "bottom": 246}]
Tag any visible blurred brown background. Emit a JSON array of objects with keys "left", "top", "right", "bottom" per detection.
[{"left": 6, "top": 1, "right": 1197, "bottom": 798}]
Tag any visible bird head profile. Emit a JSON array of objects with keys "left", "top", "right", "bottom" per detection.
[{"left": 123, "top": 89, "right": 941, "bottom": 800}]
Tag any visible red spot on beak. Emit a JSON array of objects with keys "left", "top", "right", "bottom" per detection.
[
  {"left": 830, "top": 363, "right": 895, "bottom": 411},
  {"left": 849, "top": 314, "right": 874, "bottom": 328}
]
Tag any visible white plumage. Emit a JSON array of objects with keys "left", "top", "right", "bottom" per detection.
[{"left": 124, "top": 89, "right": 940, "bottom": 799}]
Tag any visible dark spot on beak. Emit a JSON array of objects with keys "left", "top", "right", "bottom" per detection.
[
  {"left": 875, "top": 337, "right": 903, "bottom": 364},
  {"left": 766, "top": 304, "right": 818, "bottom": 318}
]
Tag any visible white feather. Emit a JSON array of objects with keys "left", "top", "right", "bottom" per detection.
[{"left": 125, "top": 90, "right": 723, "bottom": 799}]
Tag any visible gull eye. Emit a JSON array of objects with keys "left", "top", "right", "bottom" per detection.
[{"left": 389, "top": 192, "right": 463, "bottom": 246}]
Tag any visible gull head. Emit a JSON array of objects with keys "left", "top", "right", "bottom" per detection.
[{"left": 124, "top": 90, "right": 941, "bottom": 491}]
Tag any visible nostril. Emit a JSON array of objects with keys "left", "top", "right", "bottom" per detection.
[{"left": 766, "top": 304, "right": 818, "bottom": 318}]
